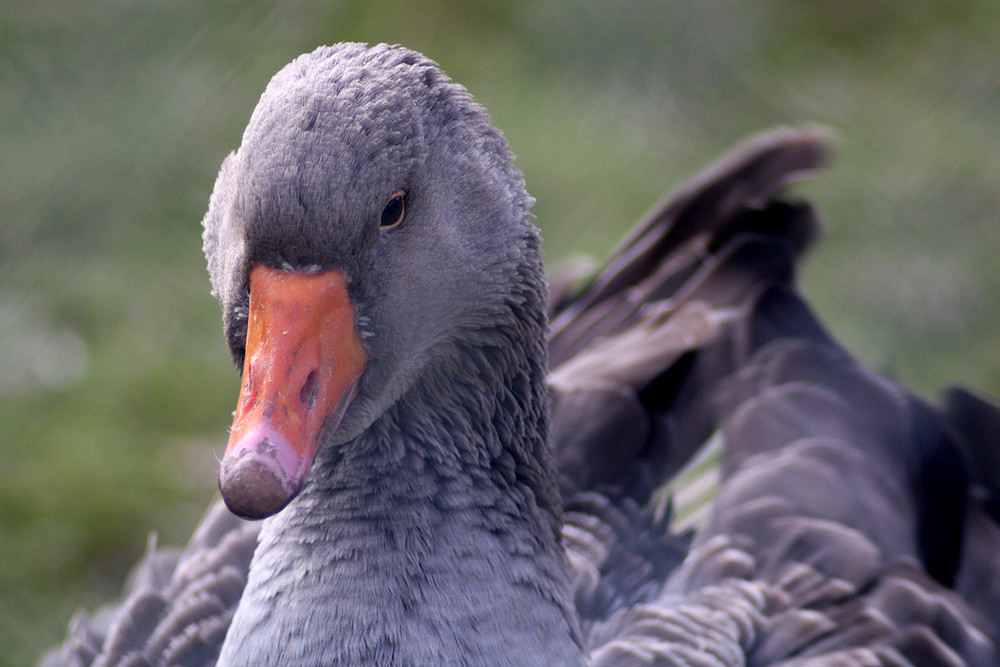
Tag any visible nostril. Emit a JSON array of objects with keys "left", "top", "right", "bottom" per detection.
[{"left": 299, "top": 370, "right": 319, "bottom": 411}]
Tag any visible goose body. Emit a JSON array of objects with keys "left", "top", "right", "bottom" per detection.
[{"left": 46, "top": 44, "right": 1000, "bottom": 666}]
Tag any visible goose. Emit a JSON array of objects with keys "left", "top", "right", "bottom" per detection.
[{"left": 44, "top": 43, "right": 1000, "bottom": 666}]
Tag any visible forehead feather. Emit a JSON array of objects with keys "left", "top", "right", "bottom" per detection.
[
  {"left": 242, "top": 45, "right": 431, "bottom": 183},
  {"left": 231, "top": 45, "right": 439, "bottom": 259}
]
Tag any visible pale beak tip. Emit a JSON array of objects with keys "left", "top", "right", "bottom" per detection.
[{"left": 219, "top": 431, "right": 307, "bottom": 520}]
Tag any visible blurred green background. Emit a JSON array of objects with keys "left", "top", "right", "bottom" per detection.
[{"left": 3, "top": 1, "right": 1000, "bottom": 664}]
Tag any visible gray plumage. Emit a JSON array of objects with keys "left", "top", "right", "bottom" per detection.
[{"left": 44, "top": 43, "right": 1000, "bottom": 666}]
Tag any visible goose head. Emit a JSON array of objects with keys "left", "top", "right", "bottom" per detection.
[{"left": 202, "top": 43, "right": 544, "bottom": 520}]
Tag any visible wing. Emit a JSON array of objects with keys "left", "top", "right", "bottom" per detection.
[
  {"left": 550, "top": 127, "right": 830, "bottom": 628},
  {"left": 586, "top": 294, "right": 998, "bottom": 665},
  {"left": 40, "top": 501, "right": 258, "bottom": 667},
  {"left": 549, "top": 126, "right": 827, "bottom": 503},
  {"left": 562, "top": 144, "right": 1000, "bottom": 664}
]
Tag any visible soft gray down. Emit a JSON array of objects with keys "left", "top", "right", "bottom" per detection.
[{"left": 44, "top": 43, "right": 1000, "bottom": 666}]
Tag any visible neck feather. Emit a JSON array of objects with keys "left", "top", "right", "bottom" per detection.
[{"left": 218, "top": 337, "right": 582, "bottom": 666}]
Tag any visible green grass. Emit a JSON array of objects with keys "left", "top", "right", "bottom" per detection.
[{"left": 3, "top": 2, "right": 1000, "bottom": 664}]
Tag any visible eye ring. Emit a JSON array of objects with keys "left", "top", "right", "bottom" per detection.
[{"left": 380, "top": 191, "right": 407, "bottom": 230}]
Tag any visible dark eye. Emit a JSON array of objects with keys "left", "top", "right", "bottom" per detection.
[{"left": 380, "top": 191, "right": 406, "bottom": 230}]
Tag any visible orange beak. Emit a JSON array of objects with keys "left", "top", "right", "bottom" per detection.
[{"left": 218, "top": 265, "right": 369, "bottom": 519}]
